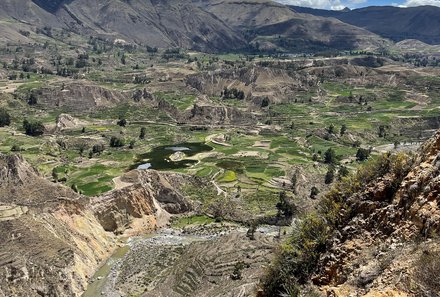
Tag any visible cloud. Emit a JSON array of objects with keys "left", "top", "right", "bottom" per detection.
[
  {"left": 275, "top": 0, "right": 365, "bottom": 10},
  {"left": 401, "top": 0, "right": 440, "bottom": 6}
]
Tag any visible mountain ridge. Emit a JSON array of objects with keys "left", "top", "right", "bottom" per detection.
[
  {"left": 289, "top": 5, "right": 440, "bottom": 44},
  {"left": 0, "top": 0, "right": 389, "bottom": 53}
]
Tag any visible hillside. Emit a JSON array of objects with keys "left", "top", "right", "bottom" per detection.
[
  {"left": 0, "top": 154, "right": 193, "bottom": 296},
  {"left": 192, "top": 0, "right": 389, "bottom": 52},
  {"left": 290, "top": 5, "right": 440, "bottom": 44},
  {"left": 0, "top": 0, "right": 388, "bottom": 53},
  {"left": 0, "top": 0, "right": 246, "bottom": 52},
  {"left": 262, "top": 130, "right": 440, "bottom": 296}
]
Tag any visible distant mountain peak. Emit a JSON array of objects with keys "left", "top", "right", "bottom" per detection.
[{"left": 341, "top": 7, "right": 351, "bottom": 12}]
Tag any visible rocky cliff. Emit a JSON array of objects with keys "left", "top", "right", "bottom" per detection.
[
  {"left": 262, "top": 130, "right": 440, "bottom": 297},
  {"left": 311, "top": 130, "right": 440, "bottom": 296},
  {"left": 0, "top": 154, "right": 194, "bottom": 296},
  {"left": 0, "top": 154, "right": 115, "bottom": 297}
]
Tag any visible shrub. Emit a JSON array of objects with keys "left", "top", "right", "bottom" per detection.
[
  {"left": 325, "top": 167, "right": 335, "bottom": 184},
  {"left": 139, "top": 127, "right": 146, "bottom": 139},
  {"left": 23, "top": 119, "right": 44, "bottom": 136},
  {"left": 310, "top": 186, "right": 320, "bottom": 199},
  {"left": 117, "top": 118, "right": 127, "bottom": 127},
  {"left": 92, "top": 143, "right": 105, "bottom": 154},
  {"left": 11, "top": 144, "right": 21, "bottom": 152},
  {"left": 0, "top": 109, "right": 11, "bottom": 127},
  {"left": 230, "top": 261, "right": 246, "bottom": 280},
  {"left": 340, "top": 124, "right": 347, "bottom": 136},
  {"left": 324, "top": 148, "right": 336, "bottom": 164},
  {"left": 110, "top": 136, "right": 125, "bottom": 147},
  {"left": 356, "top": 148, "right": 370, "bottom": 161}
]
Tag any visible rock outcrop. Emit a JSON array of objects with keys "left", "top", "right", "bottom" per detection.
[
  {"left": 310, "top": 130, "right": 440, "bottom": 296},
  {"left": 55, "top": 114, "right": 86, "bottom": 131},
  {"left": 0, "top": 154, "right": 115, "bottom": 297},
  {"left": 37, "top": 82, "right": 130, "bottom": 112},
  {"left": 0, "top": 154, "right": 195, "bottom": 296}
]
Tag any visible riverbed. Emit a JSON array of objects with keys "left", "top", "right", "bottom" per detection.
[{"left": 82, "top": 224, "right": 279, "bottom": 297}]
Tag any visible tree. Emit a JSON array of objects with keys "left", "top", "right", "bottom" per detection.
[
  {"left": 92, "top": 144, "right": 105, "bottom": 155},
  {"left": 276, "top": 191, "right": 295, "bottom": 218},
  {"left": 110, "top": 136, "right": 125, "bottom": 147},
  {"left": 23, "top": 120, "right": 44, "bottom": 136},
  {"left": 78, "top": 144, "right": 86, "bottom": 156},
  {"left": 71, "top": 184, "right": 79, "bottom": 193},
  {"left": 291, "top": 174, "right": 297, "bottom": 194},
  {"left": 340, "top": 124, "right": 347, "bottom": 136},
  {"left": 27, "top": 93, "right": 38, "bottom": 105},
  {"left": 327, "top": 124, "right": 335, "bottom": 134},
  {"left": 261, "top": 97, "right": 270, "bottom": 108},
  {"left": 246, "top": 222, "right": 257, "bottom": 240},
  {"left": 129, "top": 140, "right": 136, "bottom": 149},
  {"left": 139, "top": 127, "right": 146, "bottom": 139},
  {"left": 338, "top": 166, "right": 349, "bottom": 180},
  {"left": 324, "top": 148, "right": 336, "bottom": 164},
  {"left": 378, "top": 125, "right": 386, "bottom": 138},
  {"left": 325, "top": 167, "right": 335, "bottom": 184},
  {"left": 117, "top": 118, "right": 127, "bottom": 127},
  {"left": 0, "top": 109, "right": 11, "bottom": 127},
  {"left": 356, "top": 148, "right": 370, "bottom": 161},
  {"left": 310, "top": 186, "right": 320, "bottom": 199},
  {"left": 52, "top": 168, "right": 59, "bottom": 182}
]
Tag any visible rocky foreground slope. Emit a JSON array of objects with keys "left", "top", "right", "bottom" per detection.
[
  {"left": 263, "top": 130, "right": 440, "bottom": 296},
  {"left": 0, "top": 154, "right": 193, "bottom": 296}
]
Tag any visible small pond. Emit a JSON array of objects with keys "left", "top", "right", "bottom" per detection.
[{"left": 133, "top": 142, "right": 213, "bottom": 170}]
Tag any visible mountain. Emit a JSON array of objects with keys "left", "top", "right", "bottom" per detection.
[
  {"left": 289, "top": 5, "right": 440, "bottom": 44},
  {"left": 192, "top": 0, "right": 389, "bottom": 52},
  {"left": 0, "top": 0, "right": 388, "bottom": 53},
  {"left": 0, "top": 0, "right": 246, "bottom": 52}
]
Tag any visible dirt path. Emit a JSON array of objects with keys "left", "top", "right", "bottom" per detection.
[
  {"left": 211, "top": 170, "right": 227, "bottom": 197},
  {"left": 112, "top": 176, "right": 133, "bottom": 190}
]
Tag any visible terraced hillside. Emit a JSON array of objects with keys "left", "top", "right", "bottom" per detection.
[{"left": 86, "top": 225, "right": 278, "bottom": 297}]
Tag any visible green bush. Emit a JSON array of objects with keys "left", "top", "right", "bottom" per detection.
[
  {"left": 110, "top": 136, "right": 125, "bottom": 147},
  {"left": 0, "top": 109, "right": 11, "bottom": 127},
  {"left": 23, "top": 119, "right": 44, "bottom": 136}
]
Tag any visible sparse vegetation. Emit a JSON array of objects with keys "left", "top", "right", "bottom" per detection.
[
  {"left": 414, "top": 250, "right": 440, "bottom": 294},
  {"left": 262, "top": 152, "right": 413, "bottom": 296}
]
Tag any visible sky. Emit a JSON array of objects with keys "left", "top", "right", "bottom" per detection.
[{"left": 275, "top": 0, "right": 440, "bottom": 10}]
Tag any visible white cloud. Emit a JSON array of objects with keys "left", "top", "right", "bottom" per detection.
[
  {"left": 401, "top": 0, "right": 440, "bottom": 6},
  {"left": 275, "top": 0, "right": 365, "bottom": 10}
]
